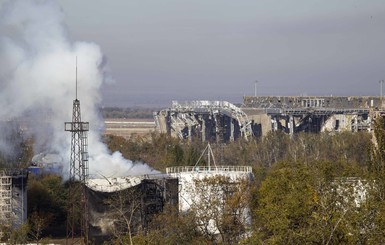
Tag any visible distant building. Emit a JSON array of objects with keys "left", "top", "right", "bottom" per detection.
[
  {"left": 243, "top": 96, "right": 385, "bottom": 136},
  {"left": 154, "top": 100, "right": 253, "bottom": 142},
  {"left": 0, "top": 169, "right": 28, "bottom": 237},
  {"left": 154, "top": 97, "right": 385, "bottom": 141},
  {"left": 28, "top": 153, "right": 63, "bottom": 175}
]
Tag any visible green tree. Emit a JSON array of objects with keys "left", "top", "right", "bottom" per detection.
[
  {"left": 256, "top": 162, "right": 316, "bottom": 244},
  {"left": 9, "top": 223, "right": 30, "bottom": 244},
  {"left": 187, "top": 175, "right": 252, "bottom": 244},
  {"left": 255, "top": 161, "right": 367, "bottom": 244},
  {"left": 133, "top": 206, "right": 206, "bottom": 245},
  {"left": 104, "top": 186, "right": 145, "bottom": 245},
  {"left": 27, "top": 174, "right": 67, "bottom": 237},
  {"left": 363, "top": 116, "right": 385, "bottom": 243},
  {"left": 368, "top": 116, "right": 385, "bottom": 172},
  {"left": 29, "top": 211, "right": 53, "bottom": 242}
]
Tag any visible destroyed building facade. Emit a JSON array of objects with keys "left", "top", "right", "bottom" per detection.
[
  {"left": 154, "top": 100, "right": 253, "bottom": 142},
  {"left": 0, "top": 169, "right": 28, "bottom": 232},
  {"left": 154, "top": 96, "right": 385, "bottom": 141},
  {"left": 243, "top": 96, "right": 384, "bottom": 136}
]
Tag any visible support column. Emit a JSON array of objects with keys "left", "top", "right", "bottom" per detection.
[
  {"left": 271, "top": 117, "right": 278, "bottom": 131},
  {"left": 353, "top": 116, "right": 358, "bottom": 132},
  {"left": 230, "top": 119, "right": 234, "bottom": 141},
  {"left": 320, "top": 115, "right": 325, "bottom": 132},
  {"left": 214, "top": 114, "right": 220, "bottom": 143},
  {"left": 188, "top": 125, "right": 192, "bottom": 142},
  {"left": 201, "top": 117, "right": 206, "bottom": 142},
  {"left": 288, "top": 116, "right": 294, "bottom": 136}
]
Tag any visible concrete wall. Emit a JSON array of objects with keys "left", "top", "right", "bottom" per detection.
[
  {"left": 241, "top": 96, "right": 383, "bottom": 136},
  {"left": 154, "top": 101, "right": 252, "bottom": 142},
  {"left": 243, "top": 96, "right": 384, "bottom": 109},
  {"left": 242, "top": 108, "right": 272, "bottom": 137},
  {"left": 0, "top": 169, "right": 28, "bottom": 231}
]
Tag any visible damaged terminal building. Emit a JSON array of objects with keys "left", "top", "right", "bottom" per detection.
[
  {"left": 154, "top": 101, "right": 254, "bottom": 142},
  {"left": 154, "top": 96, "right": 385, "bottom": 141}
]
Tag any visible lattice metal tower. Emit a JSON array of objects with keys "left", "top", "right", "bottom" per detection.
[{"left": 65, "top": 60, "right": 90, "bottom": 244}]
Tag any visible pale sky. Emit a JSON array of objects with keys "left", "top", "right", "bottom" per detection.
[{"left": 9, "top": 1, "right": 385, "bottom": 106}]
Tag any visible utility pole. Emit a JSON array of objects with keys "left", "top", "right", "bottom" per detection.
[
  {"left": 380, "top": 80, "right": 384, "bottom": 98},
  {"left": 254, "top": 80, "right": 258, "bottom": 97}
]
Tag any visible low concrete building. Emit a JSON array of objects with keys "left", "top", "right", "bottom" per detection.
[{"left": 0, "top": 169, "right": 28, "bottom": 233}]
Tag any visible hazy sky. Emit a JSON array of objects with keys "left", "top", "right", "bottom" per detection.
[{"left": 10, "top": 1, "right": 385, "bottom": 106}]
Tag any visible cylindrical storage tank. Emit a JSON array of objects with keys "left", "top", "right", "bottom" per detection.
[{"left": 166, "top": 166, "right": 253, "bottom": 235}]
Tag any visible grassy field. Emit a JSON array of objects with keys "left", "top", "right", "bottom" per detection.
[{"left": 103, "top": 118, "right": 156, "bottom": 139}]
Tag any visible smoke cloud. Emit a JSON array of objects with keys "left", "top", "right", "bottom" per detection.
[{"left": 0, "top": 0, "right": 158, "bottom": 177}]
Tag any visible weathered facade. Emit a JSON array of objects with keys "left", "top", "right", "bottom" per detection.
[
  {"left": 154, "top": 101, "right": 253, "bottom": 142},
  {"left": 155, "top": 96, "right": 385, "bottom": 141},
  {"left": 0, "top": 169, "right": 28, "bottom": 232},
  {"left": 243, "top": 96, "right": 385, "bottom": 136}
]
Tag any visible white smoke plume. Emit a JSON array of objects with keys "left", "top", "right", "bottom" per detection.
[{"left": 0, "top": 0, "right": 158, "bottom": 177}]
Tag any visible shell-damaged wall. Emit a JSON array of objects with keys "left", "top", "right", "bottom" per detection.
[
  {"left": 154, "top": 101, "right": 253, "bottom": 142},
  {"left": 243, "top": 96, "right": 384, "bottom": 109},
  {"left": 87, "top": 177, "right": 178, "bottom": 244},
  {"left": 155, "top": 97, "right": 384, "bottom": 140},
  {"left": 0, "top": 169, "right": 28, "bottom": 231},
  {"left": 242, "top": 96, "right": 385, "bottom": 136}
]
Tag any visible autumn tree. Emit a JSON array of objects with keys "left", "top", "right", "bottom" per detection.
[
  {"left": 185, "top": 175, "right": 252, "bottom": 244},
  {"left": 133, "top": 205, "right": 206, "bottom": 245},
  {"left": 27, "top": 174, "right": 67, "bottom": 237},
  {"left": 104, "top": 187, "right": 143, "bottom": 245},
  {"left": 362, "top": 116, "right": 385, "bottom": 243},
  {"left": 255, "top": 162, "right": 317, "bottom": 243},
  {"left": 253, "top": 160, "right": 369, "bottom": 244}
]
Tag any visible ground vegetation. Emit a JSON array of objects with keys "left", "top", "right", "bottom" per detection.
[
  {"left": 104, "top": 128, "right": 379, "bottom": 244},
  {"left": 100, "top": 107, "right": 159, "bottom": 119},
  {"left": 3, "top": 115, "right": 385, "bottom": 244}
]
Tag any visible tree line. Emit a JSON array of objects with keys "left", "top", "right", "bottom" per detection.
[
  {"left": 2, "top": 118, "right": 385, "bottom": 243},
  {"left": 104, "top": 130, "right": 371, "bottom": 173},
  {"left": 103, "top": 126, "right": 382, "bottom": 244},
  {"left": 106, "top": 125, "right": 385, "bottom": 244},
  {"left": 100, "top": 107, "right": 159, "bottom": 119}
]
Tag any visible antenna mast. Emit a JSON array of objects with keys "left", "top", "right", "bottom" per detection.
[
  {"left": 65, "top": 57, "right": 90, "bottom": 244},
  {"left": 76, "top": 56, "right": 78, "bottom": 100}
]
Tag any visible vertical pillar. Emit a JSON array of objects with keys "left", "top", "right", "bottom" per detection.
[
  {"left": 214, "top": 114, "right": 220, "bottom": 143},
  {"left": 271, "top": 117, "right": 278, "bottom": 131},
  {"left": 353, "top": 116, "right": 358, "bottom": 132},
  {"left": 201, "top": 117, "right": 206, "bottom": 142},
  {"left": 230, "top": 119, "right": 234, "bottom": 141},
  {"left": 289, "top": 116, "right": 294, "bottom": 136},
  {"left": 188, "top": 125, "right": 192, "bottom": 142}
]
